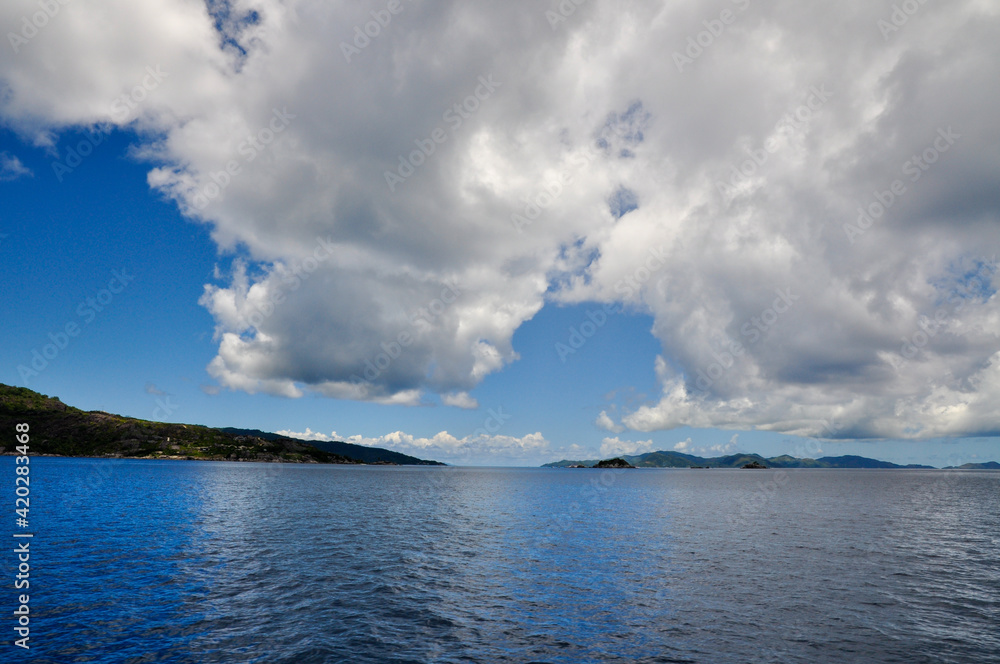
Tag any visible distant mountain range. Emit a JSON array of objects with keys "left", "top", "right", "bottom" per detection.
[
  {"left": 543, "top": 450, "right": 1000, "bottom": 470},
  {"left": 0, "top": 384, "right": 443, "bottom": 466}
]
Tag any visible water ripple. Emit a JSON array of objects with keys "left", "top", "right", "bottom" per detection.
[{"left": 17, "top": 460, "right": 1000, "bottom": 663}]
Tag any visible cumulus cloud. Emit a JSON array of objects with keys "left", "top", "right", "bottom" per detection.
[
  {"left": 595, "top": 410, "right": 625, "bottom": 434},
  {"left": 0, "top": 152, "right": 31, "bottom": 181},
  {"left": 441, "top": 391, "right": 479, "bottom": 410},
  {"left": 710, "top": 434, "right": 742, "bottom": 457},
  {"left": 599, "top": 436, "right": 654, "bottom": 457},
  {"left": 3, "top": 0, "right": 999, "bottom": 440},
  {"left": 276, "top": 427, "right": 551, "bottom": 465},
  {"left": 674, "top": 434, "right": 741, "bottom": 457},
  {"left": 275, "top": 427, "right": 332, "bottom": 442}
]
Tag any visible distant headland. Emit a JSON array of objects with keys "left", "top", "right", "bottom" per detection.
[{"left": 0, "top": 384, "right": 444, "bottom": 466}]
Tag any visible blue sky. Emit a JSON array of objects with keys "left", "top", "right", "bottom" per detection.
[{"left": 2, "top": 0, "right": 999, "bottom": 466}]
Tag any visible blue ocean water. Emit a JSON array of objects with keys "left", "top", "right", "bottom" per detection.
[{"left": 10, "top": 458, "right": 1000, "bottom": 663}]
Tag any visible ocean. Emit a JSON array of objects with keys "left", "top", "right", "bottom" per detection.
[{"left": 15, "top": 458, "right": 1000, "bottom": 663}]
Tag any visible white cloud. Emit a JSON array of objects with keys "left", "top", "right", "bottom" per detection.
[
  {"left": 277, "top": 427, "right": 552, "bottom": 465},
  {"left": 673, "top": 434, "right": 741, "bottom": 457},
  {"left": 3, "top": 0, "right": 999, "bottom": 442},
  {"left": 442, "top": 391, "right": 479, "bottom": 409},
  {"left": 275, "top": 427, "right": 331, "bottom": 442},
  {"left": 595, "top": 410, "right": 625, "bottom": 433},
  {"left": 599, "top": 436, "right": 654, "bottom": 457},
  {"left": 0, "top": 152, "right": 31, "bottom": 181},
  {"left": 705, "top": 434, "right": 742, "bottom": 457}
]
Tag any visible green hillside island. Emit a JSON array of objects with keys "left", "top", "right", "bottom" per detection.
[
  {"left": 544, "top": 450, "right": 1000, "bottom": 470},
  {"left": 0, "top": 384, "right": 443, "bottom": 466}
]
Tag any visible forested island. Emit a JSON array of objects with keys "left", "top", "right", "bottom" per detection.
[
  {"left": 545, "top": 450, "right": 999, "bottom": 470},
  {"left": 0, "top": 384, "right": 443, "bottom": 466}
]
